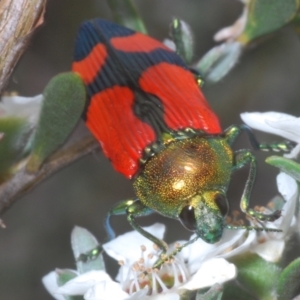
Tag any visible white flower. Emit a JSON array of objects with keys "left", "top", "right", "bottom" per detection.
[
  {"left": 240, "top": 111, "right": 300, "bottom": 261},
  {"left": 248, "top": 172, "right": 297, "bottom": 262},
  {"left": 42, "top": 223, "right": 236, "bottom": 299},
  {"left": 0, "top": 94, "right": 43, "bottom": 174},
  {"left": 103, "top": 223, "right": 236, "bottom": 296},
  {"left": 241, "top": 112, "right": 300, "bottom": 158},
  {"left": 0, "top": 94, "right": 43, "bottom": 151},
  {"left": 43, "top": 271, "right": 66, "bottom": 300},
  {"left": 42, "top": 270, "right": 130, "bottom": 300},
  {"left": 0, "top": 94, "right": 42, "bottom": 125}
]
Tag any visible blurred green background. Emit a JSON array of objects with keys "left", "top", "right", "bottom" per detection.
[{"left": 1, "top": 0, "right": 300, "bottom": 298}]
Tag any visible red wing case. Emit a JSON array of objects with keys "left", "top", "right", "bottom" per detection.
[{"left": 72, "top": 19, "right": 221, "bottom": 179}]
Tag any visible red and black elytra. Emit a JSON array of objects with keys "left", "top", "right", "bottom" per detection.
[
  {"left": 72, "top": 19, "right": 221, "bottom": 179},
  {"left": 72, "top": 19, "right": 285, "bottom": 252}
]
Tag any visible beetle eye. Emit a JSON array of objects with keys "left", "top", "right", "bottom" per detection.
[
  {"left": 215, "top": 194, "right": 229, "bottom": 217},
  {"left": 179, "top": 206, "right": 196, "bottom": 231}
]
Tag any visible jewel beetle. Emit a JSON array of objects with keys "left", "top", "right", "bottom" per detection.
[{"left": 72, "top": 19, "right": 289, "bottom": 251}]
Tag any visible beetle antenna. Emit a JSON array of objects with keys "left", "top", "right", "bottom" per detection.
[{"left": 225, "top": 224, "right": 282, "bottom": 233}]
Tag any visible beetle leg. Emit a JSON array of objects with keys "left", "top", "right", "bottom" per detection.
[
  {"left": 225, "top": 124, "right": 295, "bottom": 152},
  {"left": 224, "top": 124, "right": 251, "bottom": 146},
  {"left": 234, "top": 149, "right": 281, "bottom": 222},
  {"left": 225, "top": 224, "right": 282, "bottom": 233},
  {"left": 127, "top": 201, "right": 169, "bottom": 252},
  {"left": 104, "top": 199, "right": 137, "bottom": 240},
  {"left": 105, "top": 199, "right": 168, "bottom": 252}
]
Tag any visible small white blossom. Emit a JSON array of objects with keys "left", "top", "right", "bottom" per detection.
[
  {"left": 241, "top": 112, "right": 300, "bottom": 158},
  {"left": 103, "top": 223, "right": 236, "bottom": 296},
  {"left": 214, "top": 4, "right": 248, "bottom": 42},
  {"left": 43, "top": 270, "right": 130, "bottom": 300},
  {"left": 43, "top": 271, "right": 66, "bottom": 300},
  {"left": 249, "top": 172, "right": 297, "bottom": 262},
  {"left": 0, "top": 94, "right": 42, "bottom": 125},
  {"left": 179, "top": 258, "right": 235, "bottom": 291},
  {"left": 240, "top": 111, "right": 299, "bottom": 261},
  {"left": 0, "top": 94, "right": 43, "bottom": 162},
  {"left": 43, "top": 223, "right": 236, "bottom": 299},
  {"left": 241, "top": 112, "right": 300, "bottom": 144}
]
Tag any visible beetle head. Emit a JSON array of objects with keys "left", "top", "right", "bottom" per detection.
[{"left": 179, "top": 191, "right": 229, "bottom": 243}]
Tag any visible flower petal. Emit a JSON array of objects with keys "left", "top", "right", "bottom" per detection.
[
  {"left": 125, "top": 289, "right": 150, "bottom": 300},
  {"left": 252, "top": 239, "right": 285, "bottom": 263},
  {"left": 186, "top": 229, "right": 246, "bottom": 274},
  {"left": 0, "top": 95, "right": 43, "bottom": 124},
  {"left": 240, "top": 112, "right": 300, "bottom": 142},
  {"left": 180, "top": 258, "right": 236, "bottom": 290},
  {"left": 267, "top": 118, "right": 300, "bottom": 140},
  {"left": 277, "top": 172, "right": 298, "bottom": 202},
  {"left": 56, "top": 270, "right": 111, "bottom": 295},
  {"left": 275, "top": 173, "right": 298, "bottom": 235},
  {"left": 148, "top": 293, "right": 180, "bottom": 300},
  {"left": 42, "top": 271, "right": 65, "bottom": 300},
  {"left": 103, "top": 223, "right": 165, "bottom": 264},
  {"left": 126, "top": 288, "right": 179, "bottom": 300},
  {"left": 84, "top": 280, "right": 129, "bottom": 300},
  {"left": 221, "top": 230, "right": 257, "bottom": 259},
  {"left": 214, "top": 5, "right": 247, "bottom": 42}
]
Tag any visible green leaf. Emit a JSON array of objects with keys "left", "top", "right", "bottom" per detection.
[
  {"left": 228, "top": 253, "right": 281, "bottom": 300},
  {"left": 170, "top": 19, "right": 194, "bottom": 64},
  {"left": 107, "top": 0, "right": 147, "bottom": 33},
  {"left": 0, "top": 117, "right": 28, "bottom": 179},
  {"left": 196, "top": 284, "right": 223, "bottom": 300},
  {"left": 71, "top": 226, "right": 105, "bottom": 274},
  {"left": 56, "top": 269, "right": 78, "bottom": 286},
  {"left": 238, "top": 0, "right": 300, "bottom": 45},
  {"left": 195, "top": 42, "right": 242, "bottom": 83},
  {"left": 266, "top": 156, "right": 300, "bottom": 182},
  {"left": 223, "top": 282, "right": 254, "bottom": 300},
  {"left": 26, "top": 72, "right": 86, "bottom": 173},
  {"left": 56, "top": 269, "right": 83, "bottom": 300},
  {"left": 292, "top": 12, "right": 300, "bottom": 34},
  {"left": 277, "top": 257, "right": 300, "bottom": 300}
]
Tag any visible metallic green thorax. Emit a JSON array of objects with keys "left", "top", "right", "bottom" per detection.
[
  {"left": 134, "top": 136, "right": 233, "bottom": 219},
  {"left": 133, "top": 135, "right": 233, "bottom": 244}
]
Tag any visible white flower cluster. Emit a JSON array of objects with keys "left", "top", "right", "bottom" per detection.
[{"left": 43, "top": 112, "right": 299, "bottom": 299}]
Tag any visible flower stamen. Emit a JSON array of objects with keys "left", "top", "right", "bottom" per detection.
[{"left": 119, "top": 242, "right": 190, "bottom": 296}]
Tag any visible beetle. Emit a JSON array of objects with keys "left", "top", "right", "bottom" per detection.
[{"left": 72, "top": 19, "right": 289, "bottom": 252}]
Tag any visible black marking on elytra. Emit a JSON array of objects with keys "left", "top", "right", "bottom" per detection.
[
  {"left": 74, "top": 19, "right": 187, "bottom": 97},
  {"left": 74, "top": 19, "right": 135, "bottom": 61},
  {"left": 133, "top": 89, "right": 173, "bottom": 138},
  {"left": 76, "top": 19, "right": 189, "bottom": 127},
  {"left": 86, "top": 48, "right": 186, "bottom": 97}
]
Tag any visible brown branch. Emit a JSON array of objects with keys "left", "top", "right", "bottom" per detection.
[
  {"left": 0, "top": 136, "right": 99, "bottom": 215},
  {"left": 0, "top": 0, "right": 46, "bottom": 92}
]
